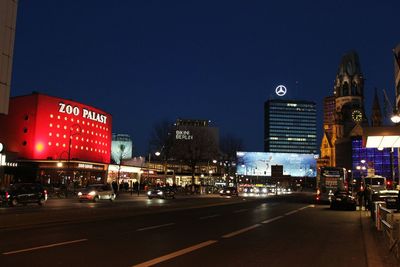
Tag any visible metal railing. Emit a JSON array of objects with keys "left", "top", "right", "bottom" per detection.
[{"left": 377, "top": 203, "right": 400, "bottom": 259}]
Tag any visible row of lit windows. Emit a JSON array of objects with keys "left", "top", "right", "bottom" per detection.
[
  {"left": 269, "top": 127, "right": 316, "bottom": 131},
  {"left": 48, "top": 124, "right": 108, "bottom": 139},
  {"left": 269, "top": 103, "right": 315, "bottom": 108},
  {"left": 269, "top": 142, "right": 316, "bottom": 147},
  {"left": 267, "top": 135, "right": 317, "bottom": 140},
  {"left": 269, "top": 137, "right": 316, "bottom": 142},
  {"left": 269, "top": 107, "right": 316, "bottom": 113},
  {"left": 269, "top": 117, "right": 316, "bottom": 123},
  {"left": 269, "top": 126, "right": 317, "bottom": 134},
  {"left": 268, "top": 122, "right": 317, "bottom": 127},
  {"left": 49, "top": 114, "right": 109, "bottom": 131},
  {"left": 48, "top": 132, "right": 108, "bottom": 146},
  {"left": 269, "top": 109, "right": 316, "bottom": 114},
  {"left": 47, "top": 142, "right": 108, "bottom": 154},
  {"left": 269, "top": 149, "right": 317, "bottom": 153},
  {"left": 269, "top": 115, "right": 316, "bottom": 121},
  {"left": 269, "top": 113, "right": 316, "bottom": 119},
  {"left": 269, "top": 114, "right": 316, "bottom": 120}
]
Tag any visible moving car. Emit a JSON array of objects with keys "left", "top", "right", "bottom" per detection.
[
  {"left": 254, "top": 187, "right": 268, "bottom": 195},
  {"left": 77, "top": 184, "right": 116, "bottom": 202},
  {"left": 147, "top": 187, "right": 175, "bottom": 199},
  {"left": 242, "top": 186, "right": 255, "bottom": 194},
  {"left": 219, "top": 187, "right": 238, "bottom": 197},
  {"left": 330, "top": 190, "right": 356, "bottom": 211},
  {"left": 0, "top": 183, "right": 48, "bottom": 207}
]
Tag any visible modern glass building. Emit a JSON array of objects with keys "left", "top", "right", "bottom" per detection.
[
  {"left": 264, "top": 99, "right": 317, "bottom": 154},
  {"left": 352, "top": 137, "right": 398, "bottom": 180}
]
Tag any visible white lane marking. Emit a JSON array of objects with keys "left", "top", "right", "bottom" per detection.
[
  {"left": 285, "top": 210, "right": 299, "bottom": 216},
  {"left": 222, "top": 224, "right": 261, "bottom": 238},
  {"left": 261, "top": 216, "right": 284, "bottom": 224},
  {"left": 3, "top": 239, "right": 88, "bottom": 255},
  {"left": 200, "top": 214, "right": 220, "bottom": 220},
  {"left": 137, "top": 223, "right": 175, "bottom": 232},
  {"left": 233, "top": 209, "right": 248, "bottom": 213},
  {"left": 285, "top": 205, "right": 312, "bottom": 215},
  {"left": 132, "top": 240, "right": 217, "bottom": 267}
]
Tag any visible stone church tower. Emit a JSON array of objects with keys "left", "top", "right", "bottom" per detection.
[
  {"left": 319, "top": 51, "right": 368, "bottom": 169},
  {"left": 371, "top": 88, "right": 383, "bottom": 127}
]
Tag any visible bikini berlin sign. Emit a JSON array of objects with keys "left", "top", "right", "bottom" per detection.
[{"left": 275, "top": 85, "right": 287, "bottom": 97}]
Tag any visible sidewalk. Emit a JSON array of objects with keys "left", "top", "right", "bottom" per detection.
[{"left": 360, "top": 210, "right": 399, "bottom": 267}]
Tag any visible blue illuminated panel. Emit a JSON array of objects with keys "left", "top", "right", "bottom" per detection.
[{"left": 352, "top": 138, "right": 398, "bottom": 179}]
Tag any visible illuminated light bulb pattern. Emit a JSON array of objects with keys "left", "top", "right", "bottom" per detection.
[{"left": 39, "top": 97, "right": 112, "bottom": 163}]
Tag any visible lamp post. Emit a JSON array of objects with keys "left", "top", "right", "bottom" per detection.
[
  {"left": 67, "top": 124, "right": 82, "bottom": 197},
  {"left": 147, "top": 152, "right": 152, "bottom": 187},
  {"left": 137, "top": 156, "right": 145, "bottom": 196}
]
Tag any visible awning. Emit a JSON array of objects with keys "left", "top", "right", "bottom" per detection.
[{"left": 363, "top": 126, "right": 400, "bottom": 149}]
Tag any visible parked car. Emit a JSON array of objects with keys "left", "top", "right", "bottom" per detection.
[
  {"left": 219, "top": 187, "right": 239, "bottom": 197},
  {"left": 0, "top": 183, "right": 48, "bottom": 207},
  {"left": 330, "top": 190, "right": 357, "bottom": 211},
  {"left": 377, "top": 190, "right": 399, "bottom": 210},
  {"left": 147, "top": 187, "right": 175, "bottom": 199},
  {"left": 77, "top": 184, "right": 116, "bottom": 202},
  {"left": 362, "top": 175, "right": 387, "bottom": 208}
]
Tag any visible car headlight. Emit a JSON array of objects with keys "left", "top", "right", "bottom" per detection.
[
  {"left": 262, "top": 188, "right": 267, "bottom": 193},
  {"left": 220, "top": 190, "right": 224, "bottom": 194},
  {"left": 226, "top": 190, "right": 231, "bottom": 193},
  {"left": 88, "top": 191, "right": 96, "bottom": 196},
  {"left": 78, "top": 192, "right": 82, "bottom": 196},
  {"left": 147, "top": 191, "right": 151, "bottom": 195},
  {"left": 157, "top": 191, "right": 163, "bottom": 195}
]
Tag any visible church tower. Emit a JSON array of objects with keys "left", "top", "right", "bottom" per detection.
[
  {"left": 319, "top": 51, "right": 368, "bottom": 169},
  {"left": 371, "top": 88, "right": 383, "bottom": 127},
  {"left": 333, "top": 51, "right": 368, "bottom": 138}
]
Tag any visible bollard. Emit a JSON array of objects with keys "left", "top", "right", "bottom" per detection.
[{"left": 374, "top": 201, "right": 386, "bottom": 231}]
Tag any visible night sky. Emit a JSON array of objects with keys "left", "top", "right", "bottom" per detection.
[{"left": 10, "top": 0, "right": 400, "bottom": 156}]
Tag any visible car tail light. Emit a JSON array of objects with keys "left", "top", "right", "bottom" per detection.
[
  {"left": 5, "top": 192, "right": 10, "bottom": 199},
  {"left": 44, "top": 189, "right": 47, "bottom": 195}
]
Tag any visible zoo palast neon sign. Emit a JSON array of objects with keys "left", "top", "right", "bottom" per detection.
[{"left": 58, "top": 102, "right": 108, "bottom": 124}]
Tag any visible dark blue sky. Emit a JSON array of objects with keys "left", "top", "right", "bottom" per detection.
[{"left": 11, "top": 0, "right": 400, "bottom": 155}]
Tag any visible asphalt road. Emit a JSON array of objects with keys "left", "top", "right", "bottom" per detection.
[{"left": 0, "top": 193, "right": 392, "bottom": 266}]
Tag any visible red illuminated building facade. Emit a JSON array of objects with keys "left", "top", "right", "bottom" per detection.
[{"left": 0, "top": 92, "right": 112, "bottom": 186}]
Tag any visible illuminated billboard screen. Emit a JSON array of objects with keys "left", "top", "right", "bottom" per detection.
[
  {"left": 0, "top": 93, "right": 112, "bottom": 163},
  {"left": 236, "top": 151, "right": 317, "bottom": 177},
  {"left": 111, "top": 140, "right": 133, "bottom": 164}
]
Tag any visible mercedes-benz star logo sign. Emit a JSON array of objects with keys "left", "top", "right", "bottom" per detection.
[{"left": 275, "top": 85, "right": 287, "bottom": 97}]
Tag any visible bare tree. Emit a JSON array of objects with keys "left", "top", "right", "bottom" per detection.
[
  {"left": 148, "top": 119, "right": 174, "bottom": 156},
  {"left": 220, "top": 134, "right": 245, "bottom": 160},
  {"left": 220, "top": 134, "right": 245, "bottom": 180}
]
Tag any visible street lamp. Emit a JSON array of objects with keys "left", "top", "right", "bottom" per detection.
[{"left": 67, "top": 123, "right": 82, "bottom": 196}]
